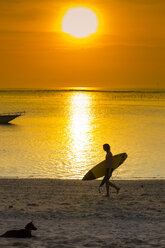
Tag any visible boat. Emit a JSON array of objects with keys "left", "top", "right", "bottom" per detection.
[{"left": 0, "top": 112, "right": 25, "bottom": 124}]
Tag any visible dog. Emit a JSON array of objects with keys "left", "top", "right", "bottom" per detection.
[{"left": 0, "top": 221, "right": 37, "bottom": 238}]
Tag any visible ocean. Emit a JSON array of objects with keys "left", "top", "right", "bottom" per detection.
[{"left": 0, "top": 89, "right": 165, "bottom": 179}]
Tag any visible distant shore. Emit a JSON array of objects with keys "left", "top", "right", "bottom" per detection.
[
  {"left": 0, "top": 179, "right": 164, "bottom": 247},
  {"left": 0, "top": 87, "right": 165, "bottom": 93}
]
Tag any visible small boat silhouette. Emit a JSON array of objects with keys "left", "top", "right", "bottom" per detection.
[{"left": 0, "top": 112, "right": 25, "bottom": 124}]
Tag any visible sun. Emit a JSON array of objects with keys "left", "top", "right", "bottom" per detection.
[{"left": 62, "top": 7, "right": 98, "bottom": 38}]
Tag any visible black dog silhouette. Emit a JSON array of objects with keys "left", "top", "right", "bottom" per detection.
[{"left": 0, "top": 222, "right": 37, "bottom": 238}]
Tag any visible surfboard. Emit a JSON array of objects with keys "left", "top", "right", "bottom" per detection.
[{"left": 82, "top": 153, "right": 127, "bottom": 180}]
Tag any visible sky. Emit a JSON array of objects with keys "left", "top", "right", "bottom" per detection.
[{"left": 0, "top": 0, "right": 165, "bottom": 89}]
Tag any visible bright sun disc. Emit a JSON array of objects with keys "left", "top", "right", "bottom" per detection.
[{"left": 62, "top": 7, "right": 98, "bottom": 38}]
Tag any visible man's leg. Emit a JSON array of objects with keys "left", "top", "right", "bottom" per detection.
[
  {"left": 109, "top": 181, "right": 120, "bottom": 193},
  {"left": 105, "top": 181, "right": 110, "bottom": 196}
]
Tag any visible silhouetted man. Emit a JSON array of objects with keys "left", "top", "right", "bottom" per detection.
[{"left": 99, "top": 144, "right": 120, "bottom": 197}]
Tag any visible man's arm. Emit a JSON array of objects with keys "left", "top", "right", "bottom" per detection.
[
  {"left": 106, "top": 152, "right": 113, "bottom": 176},
  {"left": 99, "top": 153, "right": 113, "bottom": 189}
]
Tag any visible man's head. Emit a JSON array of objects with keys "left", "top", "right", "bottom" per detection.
[{"left": 103, "top": 143, "right": 110, "bottom": 152}]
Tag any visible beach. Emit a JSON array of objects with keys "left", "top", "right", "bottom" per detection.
[{"left": 0, "top": 179, "right": 164, "bottom": 247}]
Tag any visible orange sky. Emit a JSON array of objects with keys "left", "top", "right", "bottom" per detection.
[{"left": 0, "top": 0, "right": 165, "bottom": 89}]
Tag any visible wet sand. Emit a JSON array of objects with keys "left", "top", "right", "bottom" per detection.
[{"left": 0, "top": 179, "right": 164, "bottom": 247}]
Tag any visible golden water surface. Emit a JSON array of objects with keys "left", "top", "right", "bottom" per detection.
[{"left": 0, "top": 90, "right": 165, "bottom": 179}]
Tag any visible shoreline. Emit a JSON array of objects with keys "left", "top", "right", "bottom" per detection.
[{"left": 0, "top": 177, "right": 164, "bottom": 180}]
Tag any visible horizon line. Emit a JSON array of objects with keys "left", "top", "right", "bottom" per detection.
[{"left": 0, "top": 87, "right": 165, "bottom": 93}]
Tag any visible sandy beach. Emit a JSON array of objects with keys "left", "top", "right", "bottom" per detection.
[{"left": 0, "top": 179, "right": 164, "bottom": 247}]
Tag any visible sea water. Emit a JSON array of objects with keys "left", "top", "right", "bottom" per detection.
[{"left": 0, "top": 89, "right": 165, "bottom": 179}]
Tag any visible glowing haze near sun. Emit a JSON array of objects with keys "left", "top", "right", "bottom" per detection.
[{"left": 62, "top": 7, "right": 98, "bottom": 38}]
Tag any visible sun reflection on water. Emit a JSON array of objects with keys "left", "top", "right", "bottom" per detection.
[{"left": 68, "top": 93, "right": 92, "bottom": 172}]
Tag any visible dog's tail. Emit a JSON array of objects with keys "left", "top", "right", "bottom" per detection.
[
  {"left": 0, "top": 231, "right": 9, "bottom": 237},
  {"left": 0, "top": 234, "right": 6, "bottom": 237}
]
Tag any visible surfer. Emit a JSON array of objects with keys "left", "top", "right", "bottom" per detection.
[{"left": 99, "top": 144, "right": 120, "bottom": 197}]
